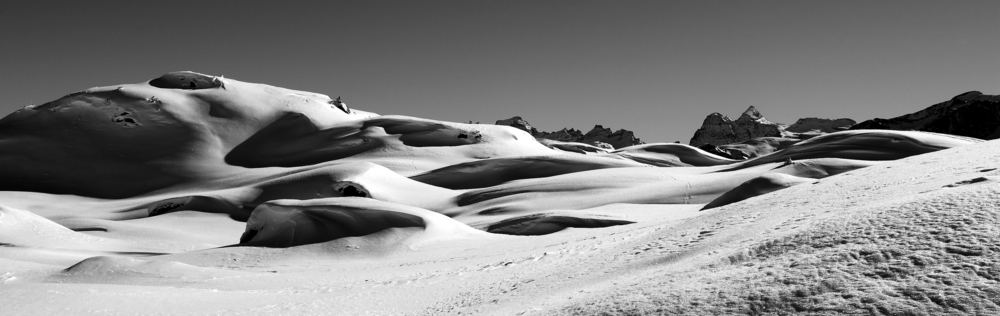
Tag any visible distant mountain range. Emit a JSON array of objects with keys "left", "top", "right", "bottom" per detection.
[
  {"left": 497, "top": 91, "right": 999, "bottom": 157},
  {"left": 494, "top": 116, "right": 642, "bottom": 149}
]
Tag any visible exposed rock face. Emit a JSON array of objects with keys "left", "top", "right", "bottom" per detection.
[
  {"left": 689, "top": 106, "right": 783, "bottom": 147},
  {"left": 534, "top": 128, "right": 584, "bottom": 143},
  {"left": 496, "top": 117, "right": 643, "bottom": 149},
  {"left": 582, "top": 125, "right": 642, "bottom": 149},
  {"left": 494, "top": 116, "right": 535, "bottom": 133},
  {"left": 787, "top": 118, "right": 856, "bottom": 133},
  {"left": 851, "top": 91, "right": 1000, "bottom": 140}
]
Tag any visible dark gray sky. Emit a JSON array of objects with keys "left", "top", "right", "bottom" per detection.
[{"left": 2, "top": 0, "right": 997, "bottom": 142}]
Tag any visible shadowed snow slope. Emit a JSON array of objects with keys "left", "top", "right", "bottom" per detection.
[
  {"left": 0, "top": 71, "right": 375, "bottom": 198},
  {"left": 731, "top": 129, "right": 980, "bottom": 169},
  {"left": 700, "top": 173, "right": 813, "bottom": 210},
  {"left": 240, "top": 197, "right": 485, "bottom": 248},
  {"left": 0, "top": 71, "right": 550, "bottom": 198},
  {"left": 226, "top": 113, "right": 554, "bottom": 176},
  {"left": 447, "top": 158, "right": 876, "bottom": 220},
  {"left": 122, "top": 161, "right": 460, "bottom": 221},
  {"left": 611, "top": 143, "right": 738, "bottom": 167},
  {"left": 410, "top": 154, "right": 644, "bottom": 189}
]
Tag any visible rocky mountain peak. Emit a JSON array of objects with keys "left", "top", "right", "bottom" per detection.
[
  {"left": 702, "top": 112, "right": 732, "bottom": 125},
  {"left": 689, "top": 106, "right": 782, "bottom": 147},
  {"left": 738, "top": 105, "right": 764, "bottom": 121}
]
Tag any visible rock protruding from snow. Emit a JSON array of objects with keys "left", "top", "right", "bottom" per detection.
[
  {"left": 689, "top": 106, "right": 783, "bottom": 147},
  {"left": 495, "top": 116, "right": 643, "bottom": 149},
  {"left": 689, "top": 106, "right": 856, "bottom": 155},
  {"left": 581, "top": 125, "right": 643, "bottom": 149},
  {"left": 851, "top": 91, "right": 1000, "bottom": 139},
  {"left": 494, "top": 116, "right": 536, "bottom": 133}
]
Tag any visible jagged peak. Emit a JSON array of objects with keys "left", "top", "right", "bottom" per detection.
[
  {"left": 738, "top": 105, "right": 764, "bottom": 121},
  {"left": 702, "top": 112, "right": 732, "bottom": 124}
]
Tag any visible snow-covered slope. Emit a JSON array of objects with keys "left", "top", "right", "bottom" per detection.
[{"left": 0, "top": 73, "right": 994, "bottom": 315}]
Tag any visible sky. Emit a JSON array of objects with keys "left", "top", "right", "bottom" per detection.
[{"left": 1, "top": 0, "right": 997, "bottom": 143}]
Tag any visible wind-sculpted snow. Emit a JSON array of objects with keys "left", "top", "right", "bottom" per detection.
[
  {"left": 447, "top": 158, "right": 878, "bottom": 220},
  {"left": 0, "top": 72, "right": 561, "bottom": 198},
  {"left": 612, "top": 143, "right": 738, "bottom": 167},
  {"left": 240, "top": 198, "right": 427, "bottom": 247},
  {"left": 224, "top": 112, "right": 379, "bottom": 168},
  {"left": 226, "top": 112, "right": 553, "bottom": 173},
  {"left": 0, "top": 204, "right": 119, "bottom": 250},
  {"left": 731, "top": 129, "right": 980, "bottom": 169},
  {"left": 0, "top": 71, "right": 376, "bottom": 198},
  {"left": 485, "top": 213, "right": 634, "bottom": 235},
  {"left": 240, "top": 198, "right": 484, "bottom": 247},
  {"left": 125, "top": 161, "right": 459, "bottom": 221},
  {"left": 701, "top": 173, "right": 813, "bottom": 210},
  {"left": 0, "top": 72, "right": 994, "bottom": 314},
  {"left": 411, "top": 155, "right": 644, "bottom": 189}
]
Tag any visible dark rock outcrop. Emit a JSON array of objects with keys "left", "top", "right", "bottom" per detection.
[
  {"left": 495, "top": 116, "right": 643, "bottom": 149},
  {"left": 581, "top": 125, "right": 642, "bottom": 149},
  {"left": 851, "top": 91, "right": 1000, "bottom": 140},
  {"left": 494, "top": 116, "right": 536, "bottom": 134},
  {"left": 689, "top": 106, "right": 783, "bottom": 147}
]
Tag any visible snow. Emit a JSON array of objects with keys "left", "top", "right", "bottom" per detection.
[{"left": 0, "top": 72, "right": 996, "bottom": 315}]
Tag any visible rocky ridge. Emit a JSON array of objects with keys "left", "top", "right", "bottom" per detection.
[
  {"left": 851, "top": 91, "right": 1000, "bottom": 140},
  {"left": 688, "top": 106, "right": 785, "bottom": 147},
  {"left": 689, "top": 106, "right": 856, "bottom": 160},
  {"left": 495, "top": 116, "right": 642, "bottom": 149}
]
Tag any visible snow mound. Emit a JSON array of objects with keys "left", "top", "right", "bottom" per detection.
[
  {"left": 0, "top": 71, "right": 376, "bottom": 198},
  {"left": 735, "top": 129, "right": 980, "bottom": 168},
  {"left": 240, "top": 197, "right": 483, "bottom": 248},
  {"left": 58, "top": 255, "right": 239, "bottom": 284},
  {"left": 225, "top": 113, "right": 554, "bottom": 174},
  {"left": 612, "top": 143, "right": 738, "bottom": 167},
  {"left": 0, "top": 204, "right": 115, "bottom": 249},
  {"left": 447, "top": 154, "right": 923, "bottom": 220},
  {"left": 132, "top": 161, "right": 458, "bottom": 221},
  {"left": 411, "top": 155, "right": 644, "bottom": 189},
  {"left": 701, "top": 173, "right": 813, "bottom": 210}
]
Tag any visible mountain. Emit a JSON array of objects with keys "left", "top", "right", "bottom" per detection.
[
  {"left": 688, "top": 106, "right": 857, "bottom": 159},
  {"left": 688, "top": 106, "right": 784, "bottom": 147},
  {"left": 495, "top": 116, "right": 643, "bottom": 149},
  {"left": 851, "top": 91, "right": 1000, "bottom": 139}
]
